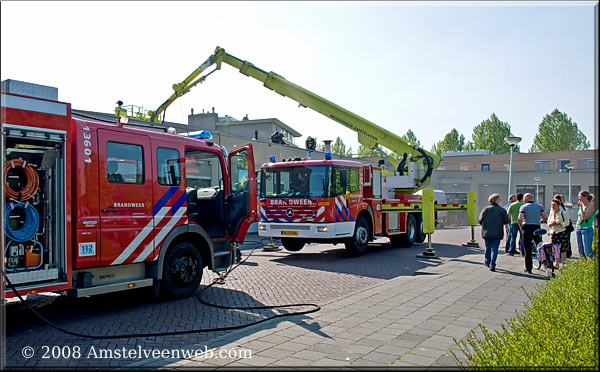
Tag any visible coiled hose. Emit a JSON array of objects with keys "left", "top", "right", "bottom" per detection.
[
  {"left": 4, "top": 159, "right": 39, "bottom": 201},
  {"left": 4, "top": 202, "right": 39, "bottom": 242}
]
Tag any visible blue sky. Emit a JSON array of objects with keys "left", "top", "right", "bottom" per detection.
[{"left": 1, "top": 1, "right": 597, "bottom": 154}]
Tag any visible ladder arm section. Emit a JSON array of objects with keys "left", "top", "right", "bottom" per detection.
[
  {"left": 149, "top": 46, "right": 439, "bottom": 191},
  {"left": 215, "top": 47, "right": 440, "bottom": 191}
]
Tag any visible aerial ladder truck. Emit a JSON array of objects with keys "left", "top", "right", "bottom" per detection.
[{"left": 122, "top": 46, "right": 477, "bottom": 255}]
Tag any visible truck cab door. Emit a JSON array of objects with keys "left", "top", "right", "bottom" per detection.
[
  {"left": 97, "top": 130, "right": 153, "bottom": 266},
  {"left": 226, "top": 144, "right": 257, "bottom": 243}
]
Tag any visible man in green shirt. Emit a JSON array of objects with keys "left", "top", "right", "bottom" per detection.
[{"left": 506, "top": 193, "right": 525, "bottom": 256}]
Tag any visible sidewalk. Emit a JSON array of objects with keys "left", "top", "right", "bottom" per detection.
[{"left": 131, "top": 236, "right": 558, "bottom": 368}]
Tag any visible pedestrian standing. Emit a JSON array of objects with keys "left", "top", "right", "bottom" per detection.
[
  {"left": 519, "top": 193, "right": 547, "bottom": 274},
  {"left": 479, "top": 193, "right": 509, "bottom": 272},
  {"left": 503, "top": 194, "right": 516, "bottom": 251},
  {"left": 561, "top": 194, "right": 574, "bottom": 211},
  {"left": 547, "top": 199, "right": 570, "bottom": 269},
  {"left": 506, "top": 193, "right": 525, "bottom": 256},
  {"left": 554, "top": 194, "right": 573, "bottom": 258},
  {"left": 575, "top": 191, "right": 595, "bottom": 259}
]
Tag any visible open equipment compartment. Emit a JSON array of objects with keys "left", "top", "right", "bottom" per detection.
[{"left": 3, "top": 124, "right": 67, "bottom": 286}]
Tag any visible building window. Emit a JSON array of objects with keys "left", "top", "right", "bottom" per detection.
[
  {"left": 558, "top": 159, "right": 571, "bottom": 173},
  {"left": 503, "top": 162, "right": 510, "bottom": 171},
  {"left": 589, "top": 186, "right": 598, "bottom": 200},
  {"left": 459, "top": 163, "right": 469, "bottom": 171},
  {"left": 481, "top": 163, "right": 490, "bottom": 172},
  {"left": 533, "top": 160, "right": 550, "bottom": 172},
  {"left": 517, "top": 184, "right": 546, "bottom": 206},
  {"left": 578, "top": 158, "right": 595, "bottom": 171},
  {"left": 552, "top": 185, "right": 581, "bottom": 204},
  {"left": 437, "top": 164, "right": 446, "bottom": 170}
]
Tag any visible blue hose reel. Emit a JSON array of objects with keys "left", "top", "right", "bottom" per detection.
[{"left": 4, "top": 201, "right": 39, "bottom": 242}]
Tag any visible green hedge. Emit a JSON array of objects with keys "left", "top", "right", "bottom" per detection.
[{"left": 453, "top": 257, "right": 598, "bottom": 369}]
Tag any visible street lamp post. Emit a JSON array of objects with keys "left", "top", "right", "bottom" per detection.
[
  {"left": 534, "top": 177, "right": 541, "bottom": 202},
  {"left": 504, "top": 136, "right": 522, "bottom": 198},
  {"left": 565, "top": 162, "right": 574, "bottom": 203}
]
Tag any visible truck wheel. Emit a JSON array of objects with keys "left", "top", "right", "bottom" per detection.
[
  {"left": 162, "top": 242, "right": 203, "bottom": 299},
  {"left": 390, "top": 214, "right": 417, "bottom": 247},
  {"left": 345, "top": 217, "right": 369, "bottom": 255},
  {"left": 281, "top": 238, "right": 305, "bottom": 252},
  {"left": 415, "top": 215, "right": 426, "bottom": 243},
  {"left": 402, "top": 214, "right": 417, "bottom": 246}
]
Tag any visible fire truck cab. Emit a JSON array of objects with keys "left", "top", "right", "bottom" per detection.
[
  {"left": 258, "top": 156, "right": 427, "bottom": 255},
  {"left": 2, "top": 80, "right": 257, "bottom": 300}
]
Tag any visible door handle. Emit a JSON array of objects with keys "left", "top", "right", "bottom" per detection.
[{"left": 101, "top": 209, "right": 118, "bottom": 213}]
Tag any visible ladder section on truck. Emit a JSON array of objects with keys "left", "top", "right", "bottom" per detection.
[{"left": 3, "top": 125, "right": 67, "bottom": 288}]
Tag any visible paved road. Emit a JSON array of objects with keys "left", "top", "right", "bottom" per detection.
[{"left": 2, "top": 226, "right": 574, "bottom": 369}]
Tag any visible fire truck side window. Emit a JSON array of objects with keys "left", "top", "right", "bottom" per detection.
[
  {"left": 332, "top": 166, "right": 360, "bottom": 195},
  {"left": 184, "top": 149, "right": 225, "bottom": 237},
  {"left": 106, "top": 141, "right": 144, "bottom": 184},
  {"left": 348, "top": 167, "right": 360, "bottom": 193},
  {"left": 157, "top": 147, "right": 181, "bottom": 186}
]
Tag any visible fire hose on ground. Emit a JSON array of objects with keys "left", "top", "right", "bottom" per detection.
[{"left": 1, "top": 239, "right": 320, "bottom": 339}]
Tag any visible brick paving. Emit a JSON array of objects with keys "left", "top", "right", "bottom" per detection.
[{"left": 2, "top": 227, "right": 573, "bottom": 369}]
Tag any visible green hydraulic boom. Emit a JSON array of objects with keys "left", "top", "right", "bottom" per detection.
[{"left": 129, "top": 46, "right": 440, "bottom": 193}]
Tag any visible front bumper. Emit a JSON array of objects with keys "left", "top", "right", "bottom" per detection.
[{"left": 258, "top": 221, "right": 355, "bottom": 239}]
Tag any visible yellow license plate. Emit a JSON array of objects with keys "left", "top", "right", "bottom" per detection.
[{"left": 281, "top": 231, "right": 298, "bottom": 236}]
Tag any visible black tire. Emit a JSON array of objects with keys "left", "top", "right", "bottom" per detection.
[
  {"left": 390, "top": 214, "right": 417, "bottom": 247},
  {"left": 162, "top": 241, "right": 203, "bottom": 299},
  {"left": 415, "top": 215, "right": 426, "bottom": 243},
  {"left": 345, "top": 217, "right": 370, "bottom": 255},
  {"left": 281, "top": 238, "right": 305, "bottom": 252}
]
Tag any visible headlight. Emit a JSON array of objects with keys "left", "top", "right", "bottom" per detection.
[
  {"left": 317, "top": 226, "right": 328, "bottom": 232},
  {"left": 258, "top": 225, "right": 266, "bottom": 230}
]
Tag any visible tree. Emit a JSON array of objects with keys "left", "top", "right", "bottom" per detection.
[
  {"left": 431, "top": 128, "right": 466, "bottom": 157},
  {"left": 357, "top": 144, "right": 384, "bottom": 157},
  {"left": 470, "top": 113, "right": 520, "bottom": 153},
  {"left": 401, "top": 129, "right": 421, "bottom": 147},
  {"left": 331, "top": 136, "right": 353, "bottom": 157},
  {"left": 530, "top": 109, "right": 590, "bottom": 152}
]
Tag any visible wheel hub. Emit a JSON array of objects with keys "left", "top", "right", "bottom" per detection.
[
  {"left": 357, "top": 226, "right": 368, "bottom": 244},
  {"left": 171, "top": 257, "right": 197, "bottom": 286}
]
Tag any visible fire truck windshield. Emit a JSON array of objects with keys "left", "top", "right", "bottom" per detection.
[{"left": 260, "top": 165, "right": 330, "bottom": 198}]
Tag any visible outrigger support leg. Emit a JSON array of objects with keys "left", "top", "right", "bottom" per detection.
[
  {"left": 263, "top": 237, "right": 281, "bottom": 252},
  {"left": 417, "top": 233, "right": 439, "bottom": 259},
  {"left": 462, "top": 226, "right": 480, "bottom": 248}
]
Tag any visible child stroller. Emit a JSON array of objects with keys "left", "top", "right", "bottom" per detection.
[{"left": 534, "top": 228, "right": 561, "bottom": 279}]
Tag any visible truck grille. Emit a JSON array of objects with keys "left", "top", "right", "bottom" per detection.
[{"left": 259, "top": 205, "right": 325, "bottom": 223}]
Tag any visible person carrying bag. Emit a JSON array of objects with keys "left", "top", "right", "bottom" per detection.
[
  {"left": 548, "top": 199, "right": 571, "bottom": 269},
  {"left": 555, "top": 194, "right": 574, "bottom": 258}
]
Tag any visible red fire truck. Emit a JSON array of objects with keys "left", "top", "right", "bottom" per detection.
[
  {"left": 1, "top": 79, "right": 257, "bottom": 299},
  {"left": 258, "top": 157, "right": 428, "bottom": 254}
]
